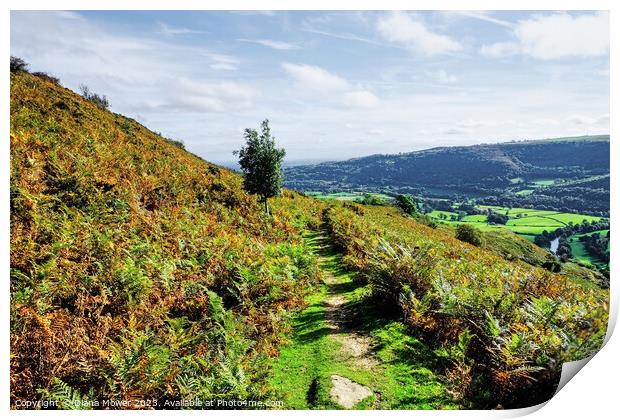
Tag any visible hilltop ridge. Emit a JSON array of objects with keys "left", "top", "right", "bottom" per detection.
[{"left": 285, "top": 135, "right": 610, "bottom": 215}]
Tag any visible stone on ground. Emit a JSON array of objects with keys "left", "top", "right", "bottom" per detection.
[{"left": 329, "top": 375, "right": 373, "bottom": 408}]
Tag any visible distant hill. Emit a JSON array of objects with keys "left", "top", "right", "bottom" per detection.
[{"left": 284, "top": 136, "right": 610, "bottom": 215}]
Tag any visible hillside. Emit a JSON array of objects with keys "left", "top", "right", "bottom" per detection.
[
  {"left": 10, "top": 71, "right": 608, "bottom": 409},
  {"left": 10, "top": 71, "right": 324, "bottom": 406},
  {"left": 285, "top": 136, "right": 610, "bottom": 215}
]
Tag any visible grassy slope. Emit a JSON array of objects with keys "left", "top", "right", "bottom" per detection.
[{"left": 10, "top": 72, "right": 323, "bottom": 405}]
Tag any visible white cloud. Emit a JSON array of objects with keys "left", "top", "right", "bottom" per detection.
[
  {"left": 302, "top": 27, "right": 391, "bottom": 48},
  {"left": 567, "top": 115, "right": 592, "bottom": 125},
  {"left": 440, "top": 127, "right": 472, "bottom": 135},
  {"left": 532, "top": 117, "right": 560, "bottom": 126},
  {"left": 454, "top": 11, "right": 514, "bottom": 28},
  {"left": 377, "top": 12, "right": 462, "bottom": 55},
  {"left": 343, "top": 90, "right": 379, "bottom": 108},
  {"left": 565, "top": 113, "right": 611, "bottom": 126},
  {"left": 281, "top": 62, "right": 349, "bottom": 90},
  {"left": 209, "top": 63, "right": 237, "bottom": 71},
  {"left": 480, "top": 12, "right": 609, "bottom": 60},
  {"left": 239, "top": 38, "right": 299, "bottom": 50},
  {"left": 204, "top": 53, "right": 240, "bottom": 71},
  {"left": 166, "top": 79, "right": 258, "bottom": 113},
  {"left": 457, "top": 119, "right": 492, "bottom": 129},
  {"left": 366, "top": 129, "right": 384, "bottom": 136},
  {"left": 479, "top": 41, "right": 521, "bottom": 58},
  {"left": 158, "top": 22, "right": 204, "bottom": 36},
  {"left": 596, "top": 113, "right": 610, "bottom": 125},
  {"left": 429, "top": 69, "right": 457, "bottom": 83},
  {"left": 282, "top": 63, "right": 379, "bottom": 109}
]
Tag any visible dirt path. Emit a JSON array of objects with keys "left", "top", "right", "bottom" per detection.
[
  {"left": 323, "top": 268, "right": 379, "bottom": 368},
  {"left": 268, "top": 230, "right": 457, "bottom": 410},
  {"left": 314, "top": 234, "right": 378, "bottom": 408}
]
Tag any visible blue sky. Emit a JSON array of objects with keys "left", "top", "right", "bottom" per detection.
[{"left": 11, "top": 10, "right": 609, "bottom": 165}]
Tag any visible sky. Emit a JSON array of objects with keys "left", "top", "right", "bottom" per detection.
[{"left": 10, "top": 10, "right": 610, "bottom": 166}]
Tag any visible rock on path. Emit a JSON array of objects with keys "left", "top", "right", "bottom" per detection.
[{"left": 330, "top": 375, "right": 373, "bottom": 409}]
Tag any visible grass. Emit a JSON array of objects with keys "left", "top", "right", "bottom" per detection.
[
  {"left": 430, "top": 206, "right": 606, "bottom": 239},
  {"left": 429, "top": 210, "right": 457, "bottom": 219},
  {"left": 567, "top": 230, "right": 610, "bottom": 268},
  {"left": 532, "top": 179, "right": 555, "bottom": 186},
  {"left": 461, "top": 214, "right": 487, "bottom": 223},
  {"left": 549, "top": 213, "right": 602, "bottom": 225},
  {"left": 515, "top": 189, "right": 534, "bottom": 196},
  {"left": 507, "top": 216, "right": 565, "bottom": 227},
  {"left": 269, "top": 232, "right": 459, "bottom": 409}
]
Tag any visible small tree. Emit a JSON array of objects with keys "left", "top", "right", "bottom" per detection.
[
  {"left": 456, "top": 224, "right": 483, "bottom": 247},
  {"left": 10, "top": 56, "right": 29, "bottom": 73},
  {"left": 32, "top": 72, "right": 60, "bottom": 85},
  {"left": 542, "top": 256, "right": 562, "bottom": 273},
  {"left": 395, "top": 194, "right": 418, "bottom": 215},
  {"left": 234, "top": 119, "right": 285, "bottom": 215},
  {"left": 79, "top": 84, "right": 110, "bottom": 109}
]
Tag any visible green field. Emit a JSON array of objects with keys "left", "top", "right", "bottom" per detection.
[
  {"left": 532, "top": 179, "right": 556, "bottom": 187},
  {"left": 461, "top": 214, "right": 487, "bottom": 222},
  {"left": 568, "top": 230, "right": 609, "bottom": 268},
  {"left": 428, "top": 210, "right": 457, "bottom": 219},
  {"left": 431, "top": 206, "right": 605, "bottom": 238},
  {"left": 507, "top": 216, "right": 564, "bottom": 227},
  {"left": 515, "top": 189, "right": 534, "bottom": 196}
]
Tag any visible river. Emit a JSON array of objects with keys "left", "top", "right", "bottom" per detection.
[{"left": 550, "top": 237, "right": 560, "bottom": 255}]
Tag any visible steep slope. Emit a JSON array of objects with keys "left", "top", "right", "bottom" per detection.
[
  {"left": 323, "top": 203, "right": 608, "bottom": 408},
  {"left": 10, "top": 72, "right": 322, "bottom": 406}
]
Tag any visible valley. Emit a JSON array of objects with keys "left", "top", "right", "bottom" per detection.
[
  {"left": 285, "top": 137, "right": 610, "bottom": 217},
  {"left": 9, "top": 67, "right": 609, "bottom": 410}
]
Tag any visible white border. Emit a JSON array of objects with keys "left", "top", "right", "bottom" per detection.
[{"left": 2, "top": 1, "right": 617, "bottom": 419}]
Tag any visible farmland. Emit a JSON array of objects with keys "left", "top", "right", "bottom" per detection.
[
  {"left": 568, "top": 230, "right": 610, "bottom": 268},
  {"left": 429, "top": 205, "right": 604, "bottom": 239}
]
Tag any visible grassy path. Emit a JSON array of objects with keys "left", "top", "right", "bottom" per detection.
[{"left": 269, "top": 231, "right": 459, "bottom": 409}]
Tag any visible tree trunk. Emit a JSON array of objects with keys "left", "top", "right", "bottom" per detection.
[{"left": 263, "top": 197, "right": 270, "bottom": 215}]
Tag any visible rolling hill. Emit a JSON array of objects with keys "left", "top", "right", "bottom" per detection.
[{"left": 284, "top": 136, "right": 610, "bottom": 215}]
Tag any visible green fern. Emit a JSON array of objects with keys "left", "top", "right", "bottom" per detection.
[{"left": 42, "top": 378, "right": 92, "bottom": 410}]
